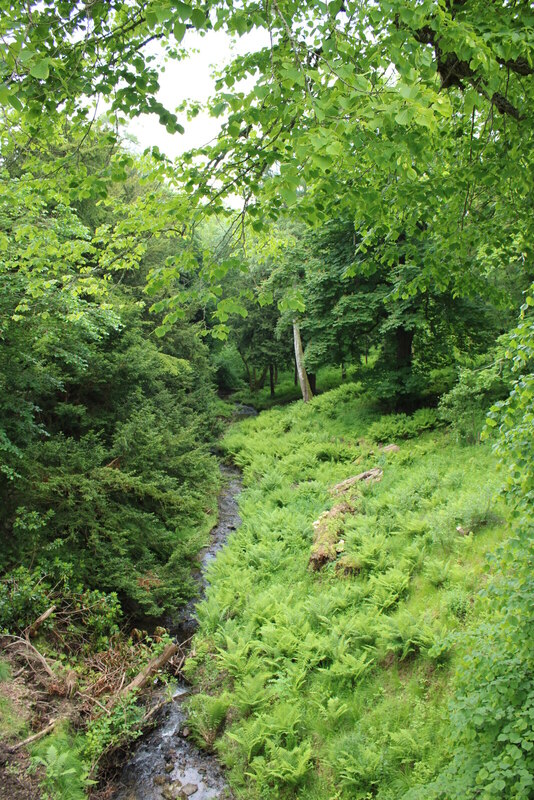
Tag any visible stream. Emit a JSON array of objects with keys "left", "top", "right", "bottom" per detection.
[{"left": 112, "top": 405, "right": 256, "bottom": 800}]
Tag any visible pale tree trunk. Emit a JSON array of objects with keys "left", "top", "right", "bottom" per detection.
[{"left": 293, "top": 321, "right": 313, "bottom": 402}]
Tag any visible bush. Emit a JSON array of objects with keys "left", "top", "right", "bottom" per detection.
[
  {"left": 408, "top": 534, "right": 534, "bottom": 800},
  {"left": 439, "top": 360, "right": 509, "bottom": 443},
  {"left": 368, "top": 408, "right": 442, "bottom": 443},
  {"left": 188, "top": 692, "right": 232, "bottom": 748}
]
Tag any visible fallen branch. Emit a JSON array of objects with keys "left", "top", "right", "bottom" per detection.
[
  {"left": 9, "top": 719, "right": 59, "bottom": 752},
  {"left": 75, "top": 691, "right": 111, "bottom": 715},
  {"left": 26, "top": 605, "right": 56, "bottom": 639},
  {"left": 4, "top": 636, "right": 56, "bottom": 679},
  {"left": 118, "top": 642, "right": 178, "bottom": 699},
  {"left": 309, "top": 502, "right": 353, "bottom": 571}
]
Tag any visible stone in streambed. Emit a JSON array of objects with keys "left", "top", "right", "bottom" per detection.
[
  {"left": 164, "top": 762, "right": 174, "bottom": 773},
  {"left": 181, "top": 784, "right": 199, "bottom": 797},
  {"left": 162, "top": 781, "right": 184, "bottom": 800},
  {"left": 153, "top": 775, "right": 168, "bottom": 786}
]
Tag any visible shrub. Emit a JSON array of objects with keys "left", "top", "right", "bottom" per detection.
[
  {"left": 329, "top": 732, "right": 382, "bottom": 793},
  {"left": 424, "top": 558, "right": 451, "bottom": 588},
  {"left": 369, "top": 408, "right": 442, "bottom": 443},
  {"left": 380, "top": 611, "right": 434, "bottom": 661},
  {"left": 439, "top": 360, "right": 509, "bottom": 444},
  {"left": 83, "top": 694, "right": 145, "bottom": 768},
  {"left": 369, "top": 567, "right": 411, "bottom": 610},
  {"left": 445, "top": 589, "right": 471, "bottom": 621},
  {"left": 409, "top": 534, "right": 534, "bottom": 799},
  {"left": 211, "top": 343, "right": 245, "bottom": 391}
]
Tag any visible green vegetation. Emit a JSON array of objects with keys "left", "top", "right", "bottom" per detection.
[
  {"left": 0, "top": 0, "right": 533, "bottom": 797},
  {"left": 185, "top": 383, "right": 513, "bottom": 799}
]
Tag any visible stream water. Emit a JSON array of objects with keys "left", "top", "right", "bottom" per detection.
[{"left": 112, "top": 406, "right": 256, "bottom": 800}]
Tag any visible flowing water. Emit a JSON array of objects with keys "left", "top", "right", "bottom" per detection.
[{"left": 113, "top": 406, "right": 256, "bottom": 800}]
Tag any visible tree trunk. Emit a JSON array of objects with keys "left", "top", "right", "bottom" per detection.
[
  {"left": 237, "top": 349, "right": 252, "bottom": 390},
  {"left": 256, "top": 364, "right": 268, "bottom": 390},
  {"left": 269, "top": 364, "right": 275, "bottom": 397},
  {"left": 309, "top": 372, "right": 317, "bottom": 394},
  {"left": 293, "top": 321, "right": 313, "bottom": 403},
  {"left": 395, "top": 326, "right": 414, "bottom": 370},
  {"left": 294, "top": 360, "right": 298, "bottom": 386},
  {"left": 274, "top": 364, "right": 278, "bottom": 384},
  {"left": 341, "top": 362, "right": 346, "bottom": 380}
]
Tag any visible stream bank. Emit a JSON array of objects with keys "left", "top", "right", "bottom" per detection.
[{"left": 111, "top": 406, "right": 256, "bottom": 800}]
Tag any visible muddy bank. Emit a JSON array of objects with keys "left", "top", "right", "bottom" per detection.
[{"left": 112, "top": 461, "right": 244, "bottom": 800}]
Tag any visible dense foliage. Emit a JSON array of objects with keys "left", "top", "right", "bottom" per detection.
[
  {"left": 1, "top": 0, "right": 533, "bottom": 798},
  {"left": 0, "top": 167, "right": 221, "bottom": 620}
]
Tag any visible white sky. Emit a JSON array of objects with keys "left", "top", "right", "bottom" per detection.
[{"left": 127, "top": 28, "right": 269, "bottom": 159}]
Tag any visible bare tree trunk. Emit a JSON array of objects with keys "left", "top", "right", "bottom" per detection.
[
  {"left": 294, "top": 360, "right": 298, "bottom": 386},
  {"left": 293, "top": 321, "right": 313, "bottom": 403},
  {"left": 269, "top": 364, "right": 275, "bottom": 397}
]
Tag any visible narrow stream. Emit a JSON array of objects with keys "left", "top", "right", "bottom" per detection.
[{"left": 112, "top": 406, "right": 256, "bottom": 800}]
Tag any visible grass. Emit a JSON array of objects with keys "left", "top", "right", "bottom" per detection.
[
  {"left": 185, "top": 383, "right": 509, "bottom": 800},
  {"left": 0, "top": 659, "right": 29, "bottom": 743}
]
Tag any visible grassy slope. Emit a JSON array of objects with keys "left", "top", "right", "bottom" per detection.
[
  {"left": 232, "top": 365, "right": 358, "bottom": 410},
  {"left": 185, "top": 383, "right": 509, "bottom": 800}
]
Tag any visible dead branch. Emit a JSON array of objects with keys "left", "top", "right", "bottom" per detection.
[
  {"left": 118, "top": 642, "right": 178, "bottom": 699},
  {"left": 330, "top": 468, "right": 383, "bottom": 495},
  {"left": 75, "top": 691, "right": 111, "bottom": 715},
  {"left": 9, "top": 719, "right": 59, "bottom": 751},
  {"left": 26, "top": 605, "right": 56, "bottom": 639},
  {"left": 4, "top": 636, "right": 56, "bottom": 678}
]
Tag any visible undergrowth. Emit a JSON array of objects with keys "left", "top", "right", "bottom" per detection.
[
  {"left": 185, "top": 383, "right": 509, "bottom": 799},
  {"left": 231, "top": 365, "right": 358, "bottom": 410}
]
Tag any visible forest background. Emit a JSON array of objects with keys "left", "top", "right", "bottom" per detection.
[{"left": 0, "top": 1, "right": 533, "bottom": 799}]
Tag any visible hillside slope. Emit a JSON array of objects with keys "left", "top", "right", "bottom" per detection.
[{"left": 185, "top": 383, "right": 509, "bottom": 800}]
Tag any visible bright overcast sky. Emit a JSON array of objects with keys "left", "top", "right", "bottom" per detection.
[{"left": 127, "top": 27, "right": 269, "bottom": 159}]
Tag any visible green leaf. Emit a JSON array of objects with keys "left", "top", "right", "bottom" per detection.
[
  {"left": 191, "top": 8, "right": 205, "bottom": 28},
  {"left": 29, "top": 59, "right": 49, "bottom": 80},
  {"left": 280, "top": 186, "right": 297, "bottom": 205},
  {"left": 395, "top": 107, "right": 414, "bottom": 126},
  {"left": 174, "top": 1, "right": 191, "bottom": 21},
  {"left": 173, "top": 21, "right": 187, "bottom": 42},
  {"left": 8, "top": 93, "right": 22, "bottom": 111}
]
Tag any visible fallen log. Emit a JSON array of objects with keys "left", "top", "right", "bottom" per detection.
[
  {"left": 309, "top": 502, "right": 353, "bottom": 571},
  {"left": 330, "top": 468, "right": 383, "bottom": 496},
  {"left": 118, "top": 642, "right": 178, "bottom": 699}
]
